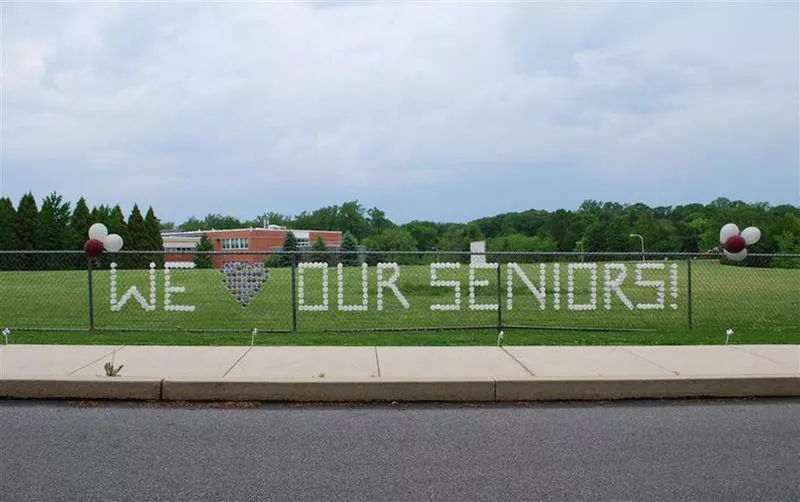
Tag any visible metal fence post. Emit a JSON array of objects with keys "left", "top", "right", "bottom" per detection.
[
  {"left": 87, "top": 258, "right": 95, "bottom": 330},
  {"left": 496, "top": 257, "right": 503, "bottom": 332},
  {"left": 687, "top": 258, "right": 693, "bottom": 330},
  {"left": 291, "top": 252, "right": 298, "bottom": 333}
]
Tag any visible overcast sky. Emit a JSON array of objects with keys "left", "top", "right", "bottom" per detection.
[{"left": 3, "top": 1, "right": 798, "bottom": 224}]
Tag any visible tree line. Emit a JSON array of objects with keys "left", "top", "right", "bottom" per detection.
[
  {"left": 177, "top": 198, "right": 800, "bottom": 258},
  {"left": 3, "top": 193, "right": 795, "bottom": 268},
  {"left": 0, "top": 191, "right": 165, "bottom": 269}
]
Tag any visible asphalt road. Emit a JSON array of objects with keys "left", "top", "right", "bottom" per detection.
[{"left": 1, "top": 399, "right": 798, "bottom": 501}]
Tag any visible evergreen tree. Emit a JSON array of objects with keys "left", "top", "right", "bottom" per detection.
[
  {"left": 311, "top": 236, "right": 328, "bottom": 264},
  {"left": 14, "top": 193, "right": 41, "bottom": 270},
  {"left": 127, "top": 204, "right": 149, "bottom": 268},
  {"left": 144, "top": 206, "right": 163, "bottom": 250},
  {"left": 69, "top": 197, "right": 93, "bottom": 249},
  {"left": 193, "top": 233, "right": 214, "bottom": 269},
  {"left": 280, "top": 230, "right": 298, "bottom": 267},
  {"left": 15, "top": 193, "right": 40, "bottom": 250},
  {"left": 144, "top": 206, "right": 164, "bottom": 268},
  {"left": 127, "top": 204, "right": 146, "bottom": 249},
  {"left": 108, "top": 205, "right": 128, "bottom": 242},
  {"left": 38, "top": 191, "right": 72, "bottom": 252},
  {"left": 340, "top": 231, "right": 360, "bottom": 266},
  {"left": 91, "top": 205, "right": 112, "bottom": 227},
  {"left": 108, "top": 205, "right": 130, "bottom": 267},
  {"left": 0, "top": 198, "right": 17, "bottom": 250},
  {"left": 0, "top": 198, "right": 17, "bottom": 270}
]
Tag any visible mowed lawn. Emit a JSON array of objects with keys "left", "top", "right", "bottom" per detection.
[{"left": 1, "top": 259, "right": 798, "bottom": 345}]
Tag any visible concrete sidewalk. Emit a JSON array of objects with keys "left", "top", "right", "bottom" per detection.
[{"left": 1, "top": 344, "right": 797, "bottom": 402}]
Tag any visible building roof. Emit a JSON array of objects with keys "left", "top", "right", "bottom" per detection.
[{"left": 161, "top": 227, "right": 341, "bottom": 238}]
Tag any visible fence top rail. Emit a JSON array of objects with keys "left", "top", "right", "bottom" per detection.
[
  {"left": 0, "top": 250, "right": 87, "bottom": 255},
  {"left": 0, "top": 250, "right": 798, "bottom": 258}
]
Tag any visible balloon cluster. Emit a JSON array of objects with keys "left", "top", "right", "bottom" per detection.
[
  {"left": 84, "top": 223, "right": 124, "bottom": 258},
  {"left": 719, "top": 223, "right": 760, "bottom": 262}
]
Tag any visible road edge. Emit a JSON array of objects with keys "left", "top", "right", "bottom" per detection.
[{"left": 1, "top": 375, "right": 797, "bottom": 402}]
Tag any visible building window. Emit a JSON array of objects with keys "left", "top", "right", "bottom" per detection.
[
  {"left": 297, "top": 237, "right": 310, "bottom": 247},
  {"left": 221, "top": 238, "right": 249, "bottom": 250},
  {"left": 165, "top": 247, "right": 194, "bottom": 253}
]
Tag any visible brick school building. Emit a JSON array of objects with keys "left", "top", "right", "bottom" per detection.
[{"left": 162, "top": 226, "right": 342, "bottom": 268}]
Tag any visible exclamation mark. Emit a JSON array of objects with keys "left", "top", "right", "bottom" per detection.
[
  {"left": 553, "top": 263, "right": 561, "bottom": 310},
  {"left": 669, "top": 263, "right": 678, "bottom": 309}
]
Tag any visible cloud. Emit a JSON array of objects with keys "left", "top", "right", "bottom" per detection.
[{"left": 3, "top": 1, "right": 797, "bottom": 223}]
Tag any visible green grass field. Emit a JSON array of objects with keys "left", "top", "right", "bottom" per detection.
[{"left": 1, "top": 259, "right": 798, "bottom": 345}]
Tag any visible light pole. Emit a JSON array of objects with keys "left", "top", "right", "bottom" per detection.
[
  {"left": 576, "top": 240, "right": 584, "bottom": 262},
  {"left": 629, "top": 234, "right": 645, "bottom": 262}
]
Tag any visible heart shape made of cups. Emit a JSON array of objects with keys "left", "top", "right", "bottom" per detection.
[{"left": 220, "top": 262, "right": 270, "bottom": 307}]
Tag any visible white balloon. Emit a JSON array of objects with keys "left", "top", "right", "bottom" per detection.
[
  {"left": 719, "top": 223, "right": 739, "bottom": 244},
  {"left": 103, "top": 233, "right": 124, "bottom": 252},
  {"left": 740, "top": 226, "right": 761, "bottom": 245},
  {"left": 88, "top": 223, "right": 109, "bottom": 241},
  {"left": 723, "top": 248, "right": 748, "bottom": 262}
]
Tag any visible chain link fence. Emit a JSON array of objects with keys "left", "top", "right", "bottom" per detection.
[{"left": 0, "top": 250, "right": 798, "bottom": 335}]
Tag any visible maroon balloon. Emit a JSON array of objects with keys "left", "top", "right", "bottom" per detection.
[
  {"left": 84, "top": 239, "right": 105, "bottom": 258},
  {"left": 724, "top": 235, "right": 746, "bottom": 254}
]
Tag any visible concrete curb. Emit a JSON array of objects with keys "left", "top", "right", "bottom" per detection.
[
  {"left": 162, "top": 377, "right": 495, "bottom": 402},
  {"left": 496, "top": 375, "right": 800, "bottom": 401},
  {"left": 1, "top": 376, "right": 162, "bottom": 400},
  {"left": 2, "top": 375, "right": 797, "bottom": 402}
]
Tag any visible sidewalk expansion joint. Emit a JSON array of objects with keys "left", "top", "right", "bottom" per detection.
[
  {"left": 620, "top": 347, "right": 680, "bottom": 376},
  {"left": 731, "top": 346, "right": 798, "bottom": 370},
  {"left": 223, "top": 346, "right": 253, "bottom": 377},
  {"left": 373, "top": 346, "right": 382, "bottom": 377},
  {"left": 69, "top": 345, "right": 127, "bottom": 376},
  {"left": 500, "top": 347, "right": 536, "bottom": 376}
]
